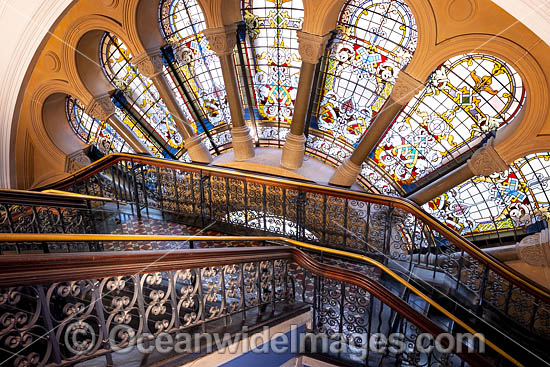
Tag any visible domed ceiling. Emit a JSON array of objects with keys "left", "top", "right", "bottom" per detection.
[{"left": 63, "top": 0, "right": 549, "bottom": 240}]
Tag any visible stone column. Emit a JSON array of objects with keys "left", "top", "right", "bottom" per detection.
[
  {"left": 281, "top": 31, "right": 330, "bottom": 170},
  {"left": 203, "top": 24, "right": 254, "bottom": 161},
  {"left": 329, "top": 71, "right": 424, "bottom": 187},
  {"left": 87, "top": 94, "right": 151, "bottom": 155},
  {"left": 134, "top": 49, "right": 213, "bottom": 163},
  {"left": 408, "top": 136, "right": 509, "bottom": 204}
]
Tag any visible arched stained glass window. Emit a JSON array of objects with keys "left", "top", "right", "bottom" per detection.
[
  {"left": 159, "top": 0, "right": 232, "bottom": 154},
  {"left": 100, "top": 33, "right": 184, "bottom": 158},
  {"left": 242, "top": 0, "right": 304, "bottom": 139},
  {"left": 424, "top": 153, "right": 550, "bottom": 236},
  {"left": 306, "top": 130, "right": 398, "bottom": 195},
  {"left": 313, "top": 0, "right": 417, "bottom": 146},
  {"left": 66, "top": 96, "right": 132, "bottom": 154},
  {"left": 373, "top": 53, "right": 525, "bottom": 190}
]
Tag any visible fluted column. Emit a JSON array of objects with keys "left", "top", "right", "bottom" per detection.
[
  {"left": 329, "top": 71, "right": 424, "bottom": 187},
  {"left": 204, "top": 24, "right": 254, "bottom": 161},
  {"left": 409, "top": 136, "right": 509, "bottom": 204},
  {"left": 281, "top": 31, "right": 330, "bottom": 170},
  {"left": 134, "top": 49, "right": 213, "bottom": 163},
  {"left": 87, "top": 94, "right": 151, "bottom": 155}
]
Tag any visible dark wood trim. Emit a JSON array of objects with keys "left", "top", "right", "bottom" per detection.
[
  {"left": 0, "top": 246, "right": 489, "bottom": 365},
  {"left": 33, "top": 152, "right": 550, "bottom": 303}
]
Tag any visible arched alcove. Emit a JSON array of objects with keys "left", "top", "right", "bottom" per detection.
[{"left": 42, "top": 93, "right": 88, "bottom": 155}]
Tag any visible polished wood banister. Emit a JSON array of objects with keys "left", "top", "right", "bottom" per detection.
[
  {"left": 0, "top": 233, "right": 524, "bottom": 366},
  {"left": 0, "top": 188, "right": 112, "bottom": 207},
  {"left": 33, "top": 152, "right": 550, "bottom": 303},
  {"left": 0, "top": 243, "right": 492, "bottom": 366}
]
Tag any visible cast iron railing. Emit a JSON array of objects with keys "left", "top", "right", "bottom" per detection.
[
  {"left": 0, "top": 190, "right": 113, "bottom": 253},
  {"left": 0, "top": 243, "right": 493, "bottom": 367},
  {"left": 36, "top": 153, "right": 550, "bottom": 343}
]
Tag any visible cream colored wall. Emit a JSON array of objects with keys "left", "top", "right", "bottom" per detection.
[
  {"left": 4, "top": 0, "right": 550, "bottom": 189},
  {"left": 0, "top": 0, "right": 75, "bottom": 188}
]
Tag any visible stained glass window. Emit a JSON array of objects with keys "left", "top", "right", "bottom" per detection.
[
  {"left": 424, "top": 153, "right": 550, "bottom": 236},
  {"left": 313, "top": 0, "right": 417, "bottom": 147},
  {"left": 100, "top": 33, "right": 185, "bottom": 159},
  {"left": 242, "top": 0, "right": 304, "bottom": 140},
  {"left": 306, "top": 130, "right": 398, "bottom": 195},
  {"left": 159, "top": 0, "right": 232, "bottom": 155},
  {"left": 373, "top": 53, "right": 525, "bottom": 190},
  {"left": 66, "top": 96, "right": 132, "bottom": 154}
]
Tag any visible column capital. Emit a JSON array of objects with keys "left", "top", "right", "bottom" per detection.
[
  {"left": 134, "top": 49, "right": 165, "bottom": 79},
  {"left": 516, "top": 228, "right": 550, "bottom": 267},
  {"left": 390, "top": 71, "right": 424, "bottom": 105},
  {"left": 297, "top": 31, "right": 331, "bottom": 64},
  {"left": 86, "top": 94, "right": 116, "bottom": 121},
  {"left": 65, "top": 148, "right": 91, "bottom": 173},
  {"left": 467, "top": 136, "right": 509, "bottom": 176},
  {"left": 203, "top": 24, "right": 238, "bottom": 56}
]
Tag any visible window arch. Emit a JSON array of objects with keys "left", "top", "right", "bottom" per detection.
[
  {"left": 313, "top": 0, "right": 417, "bottom": 146},
  {"left": 100, "top": 33, "right": 185, "bottom": 159},
  {"left": 66, "top": 95, "right": 132, "bottom": 154},
  {"left": 424, "top": 152, "right": 550, "bottom": 236},
  {"left": 159, "top": 0, "right": 233, "bottom": 155},
  {"left": 242, "top": 0, "right": 304, "bottom": 142},
  {"left": 372, "top": 53, "right": 525, "bottom": 191}
]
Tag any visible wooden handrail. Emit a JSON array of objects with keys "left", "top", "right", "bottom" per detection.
[
  {"left": 0, "top": 233, "right": 524, "bottom": 366},
  {"left": 0, "top": 188, "right": 112, "bottom": 208},
  {"left": 34, "top": 153, "right": 550, "bottom": 304},
  {"left": 0, "top": 244, "right": 491, "bottom": 366}
]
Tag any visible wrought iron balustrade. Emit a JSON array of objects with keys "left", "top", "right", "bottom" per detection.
[
  {"left": 36, "top": 153, "right": 550, "bottom": 343},
  {"left": 0, "top": 190, "right": 113, "bottom": 252},
  {"left": 0, "top": 244, "right": 491, "bottom": 367}
]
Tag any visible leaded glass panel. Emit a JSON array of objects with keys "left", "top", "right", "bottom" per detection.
[
  {"left": 159, "top": 0, "right": 231, "bottom": 146},
  {"left": 424, "top": 153, "right": 550, "bottom": 235},
  {"left": 374, "top": 53, "right": 525, "bottom": 187},
  {"left": 314, "top": 0, "right": 417, "bottom": 146},
  {"left": 242, "top": 0, "right": 304, "bottom": 131},
  {"left": 66, "top": 96, "right": 132, "bottom": 154},
  {"left": 100, "top": 33, "right": 184, "bottom": 158}
]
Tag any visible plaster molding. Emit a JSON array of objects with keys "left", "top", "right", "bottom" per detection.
[
  {"left": 62, "top": 14, "right": 139, "bottom": 104},
  {"left": 0, "top": 0, "right": 75, "bottom": 188},
  {"left": 29, "top": 79, "right": 77, "bottom": 161},
  {"left": 65, "top": 148, "right": 92, "bottom": 173},
  {"left": 516, "top": 228, "right": 550, "bottom": 267},
  {"left": 203, "top": 24, "right": 237, "bottom": 56},
  {"left": 134, "top": 49, "right": 164, "bottom": 79},
  {"left": 391, "top": 71, "right": 424, "bottom": 106},
  {"left": 296, "top": 31, "right": 331, "bottom": 64},
  {"left": 87, "top": 94, "right": 116, "bottom": 121},
  {"left": 467, "top": 137, "right": 509, "bottom": 176}
]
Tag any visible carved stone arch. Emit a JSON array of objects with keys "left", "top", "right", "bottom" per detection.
[
  {"left": 26, "top": 80, "right": 81, "bottom": 187},
  {"left": 427, "top": 33, "right": 549, "bottom": 164},
  {"left": 124, "top": 0, "right": 163, "bottom": 52},
  {"left": 196, "top": 0, "right": 241, "bottom": 28},
  {"left": 62, "top": 14, "right": 142, "bottom": 101},
  {"left": 298, "top": 0, "right": 436, "bottom": 79},
  {"left": 402, "top": 0, "right": 438, "bottom": 81},
  {"left": 301, "top": 0, "right": 347, "bottom": 35}
]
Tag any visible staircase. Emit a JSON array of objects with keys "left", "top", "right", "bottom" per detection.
[{"left": 1, "top": 152, "right": 549, "bottom": 366}]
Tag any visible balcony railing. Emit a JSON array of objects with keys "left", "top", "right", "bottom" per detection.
[
  {"left": 0, "top": 237, "right": 495, "bottom": 367},
  {"left": 33, "top": 153, "right": 550, "bottom": 343}
]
